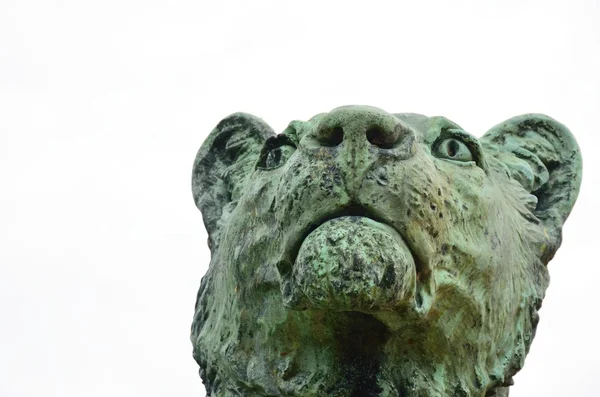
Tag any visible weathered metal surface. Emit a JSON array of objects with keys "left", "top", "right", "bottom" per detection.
[{"left": 190, "top": 106, "right": 582, "bottom": 396}]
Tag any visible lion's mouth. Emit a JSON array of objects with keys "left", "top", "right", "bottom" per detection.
[
  {"left": 280, "top": 204, "right": 427, "bottom": 313},
  {"left": 288, "top": 204, "right": 418, "bottom": 267}
]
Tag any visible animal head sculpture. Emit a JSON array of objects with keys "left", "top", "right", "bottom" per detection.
[{"left": 190, "top": 106, "right": 581, "bottom": 397}]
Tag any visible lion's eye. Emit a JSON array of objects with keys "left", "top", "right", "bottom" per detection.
[
  {"left": 258, "top": 138, "right": 296, "bottom": 170},
  {"left": 265, "top": 146, "right": 295, "bottom": 168},
  {"left": 434, "top": 138, "right": 473, "bottom": 162}
]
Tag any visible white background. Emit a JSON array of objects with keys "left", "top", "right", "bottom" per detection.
[{"left": 1, "top": 1, "right": 598, "bottom": 396}]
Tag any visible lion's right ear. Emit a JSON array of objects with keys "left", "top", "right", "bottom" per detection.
[
  {"left": 480, "top": 114, "right": 582, "bottom": 263},
  {"left": 192, "top": 113, "right": 274, "bottom": 250}
]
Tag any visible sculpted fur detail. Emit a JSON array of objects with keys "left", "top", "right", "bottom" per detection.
[{"left": 191, "top": 106, "right": 581, "bottom": 397}]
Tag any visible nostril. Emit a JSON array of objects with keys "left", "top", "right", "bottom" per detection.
[
  {"left": 319, "top": 126, "right": 344, "bottom": 147},
  {"left": 366, "top": 126, "right": 385, "bottom": 147},
  {"left": 366, "top": 125, "right": 398, "bottom": 149}
]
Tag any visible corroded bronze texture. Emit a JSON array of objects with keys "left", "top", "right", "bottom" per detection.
[{"left": 191, "top": 106, "right": 582, "bottom": 397}]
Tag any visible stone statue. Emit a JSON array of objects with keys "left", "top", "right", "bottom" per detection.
[{"left": 190, "top": 106, "right": 582, "bottom": 397}]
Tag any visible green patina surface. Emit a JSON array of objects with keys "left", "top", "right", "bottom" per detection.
[{"left": 190, "top": 106, "right": 581, "bottom": 397}]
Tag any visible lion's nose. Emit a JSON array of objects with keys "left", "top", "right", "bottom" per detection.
[{"left": 315, "top": 106, "right": 415, "bottom": 152}]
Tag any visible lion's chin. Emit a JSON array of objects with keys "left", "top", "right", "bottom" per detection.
[{"left": 282, "top": 216, "right": 416, "bottom": 312}]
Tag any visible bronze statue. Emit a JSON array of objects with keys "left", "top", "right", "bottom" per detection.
[{"left": 191, "top": 106, "right": 582, "bottom": 396}]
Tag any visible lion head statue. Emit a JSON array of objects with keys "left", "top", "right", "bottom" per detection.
[{"left": 190, "top": 106, "right": 581, "bottom": 397}]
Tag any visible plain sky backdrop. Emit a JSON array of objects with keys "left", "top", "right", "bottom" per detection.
[{"left": 1, "top": 0, "right": 598, "bottom": 396}]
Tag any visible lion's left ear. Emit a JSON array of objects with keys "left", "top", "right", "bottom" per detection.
[
  {"left": 192, "top": 113, "right": 274, "bottom": 251},
  {"left": 481, "top": 114, "right": 582, "bottom": 261}
]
